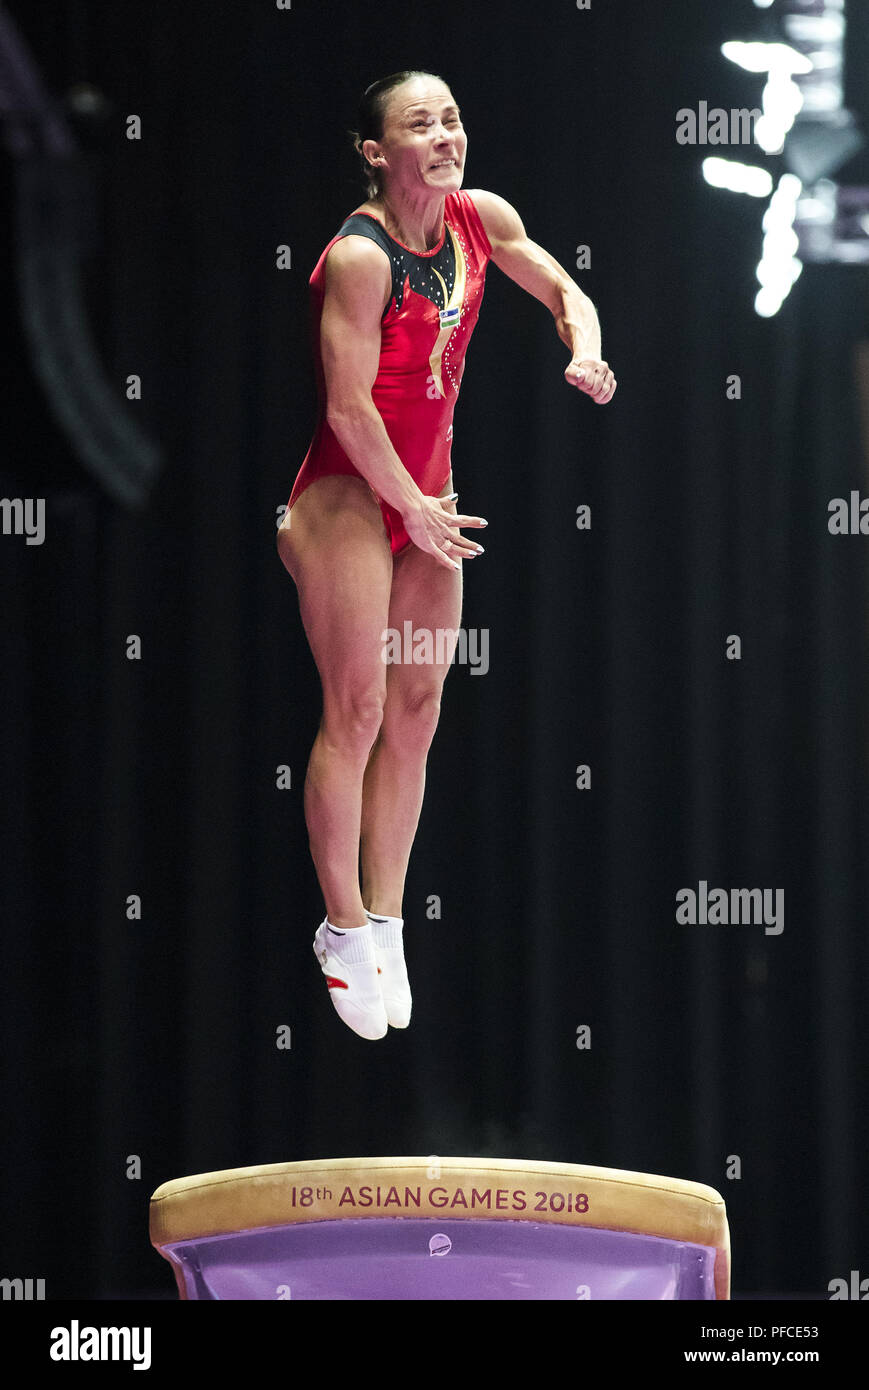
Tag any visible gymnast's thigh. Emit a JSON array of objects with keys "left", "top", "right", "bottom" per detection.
[{"left": 277, "top": 474, "right": 394, "bottom": 704}]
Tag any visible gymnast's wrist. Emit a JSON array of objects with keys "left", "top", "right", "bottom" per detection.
[{"left": 396, "top": 481, "right": 426, "bottom": 519}]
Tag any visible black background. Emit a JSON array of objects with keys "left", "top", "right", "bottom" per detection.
[{"left": 1, "top": 0, "right": 867, "bottom": 1300}]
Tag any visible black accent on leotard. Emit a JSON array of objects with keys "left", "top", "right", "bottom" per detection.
[{"left": 334, "top": 213, "right": 457, "bottom": 320}]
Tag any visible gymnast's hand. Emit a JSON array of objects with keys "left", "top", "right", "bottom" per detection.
[
  {"left": 403, "top": 492, "right": 488, "bottom": 571},
  {"left": 566, "top": 358, "right": 617, "bottom": 404}
]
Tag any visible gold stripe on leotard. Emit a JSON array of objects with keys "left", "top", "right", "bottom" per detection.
[{"left": 428, "top": 224, "right": 466, "bottom": 398}]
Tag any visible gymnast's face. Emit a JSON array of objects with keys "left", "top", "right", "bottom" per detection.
[{"left": 374, "top": 79, "right": 466, "bottom": 199}]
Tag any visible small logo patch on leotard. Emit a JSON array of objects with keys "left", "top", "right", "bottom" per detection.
[{"left": 439, "top": 306, "right": 461, "bottom": 327}]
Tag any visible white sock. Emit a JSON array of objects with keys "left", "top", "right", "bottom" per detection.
[
  {"left": 365, "top": 910, "right": 404, "bottom": 949},
  {"left": 325, "top": 918, "right": 375, "bottom": 964}
]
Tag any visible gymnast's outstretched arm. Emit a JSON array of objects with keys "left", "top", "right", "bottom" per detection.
[{"left": 465, "top": 187, "right": 617, "bottom": 405}]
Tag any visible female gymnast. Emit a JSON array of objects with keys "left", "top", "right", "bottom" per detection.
[{"left": 277, "top": 69, "right": 616, "bottom": 1040}]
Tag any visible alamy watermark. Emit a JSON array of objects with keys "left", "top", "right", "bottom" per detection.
[
  {"left": 676, "top": 103, "right": 761, "bottom": 147},
  {"left": 1, "top": 1275, "right": 45, "bottom": 1299},
  {"left": 381, "top": 622, "right": 489, "bottom": 675},
  {"left": 828, "top": 1270, "right": 869, "bottom": 1299},
  {"left": 676, "top": 880, "right": 784, "bottom": 935},
  {"left": 49, "top": 1321, "right": 151, "bottom": 1370},
  {"left": 1, "top": 497, "right": 45, "bottom": 545},
  {"left": 828, "top": 492, "right": 869, "bottom": 533}
]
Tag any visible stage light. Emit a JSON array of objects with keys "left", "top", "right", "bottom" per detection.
[
  {"left": 721, "top": 41, "right": 813, "bottom": 76},
  {"left": 756, "top": 73, "right": 804, "bottom": 154},
  {"left": 705, "top": 0, "right": 866, "bottom": 315},
  {"left": 722, "top": 42, "right": 812, "bottom": 156},
  {"left": 755, "top": 173, "right": 803, "bottom": 318},
  {"left": 702, "top": 157, "right": 774, "bottom": 198}
]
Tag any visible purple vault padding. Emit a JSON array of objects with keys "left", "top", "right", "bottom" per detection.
[{"left": 162, "top": 1218, "right": 718, "bottom": 1299}]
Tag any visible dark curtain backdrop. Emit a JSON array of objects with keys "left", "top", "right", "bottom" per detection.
[{"left": 1, "top": 0, "right": 867, "bottom": 1298}]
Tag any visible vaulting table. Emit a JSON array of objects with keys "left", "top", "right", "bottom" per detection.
[{"left": 149, "top": 1156, "right": 731, "bottom": 1300}]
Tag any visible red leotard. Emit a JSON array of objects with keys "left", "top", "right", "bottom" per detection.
[{"left": 287, "top": 188, "right": 493, "bottom": 555}]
